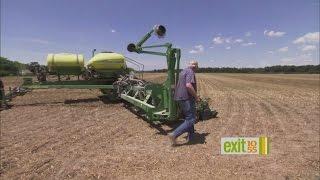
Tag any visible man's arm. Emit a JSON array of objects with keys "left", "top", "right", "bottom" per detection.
[
  {"left": 186, "top": 83, "right": 198, "bottom": 99},
  {"left": 185, "top": 70, "right": 199, "bottom": 101}
]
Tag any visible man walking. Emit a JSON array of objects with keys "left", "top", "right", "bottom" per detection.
[{"left": 169, "top": 60, "right": 199, "bottom": 146}]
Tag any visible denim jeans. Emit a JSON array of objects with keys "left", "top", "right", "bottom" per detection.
[{"left": 172, "top": 99, "right": 196, "bottom": 139}]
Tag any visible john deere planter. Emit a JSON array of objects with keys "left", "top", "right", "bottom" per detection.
[
  {"left": 47, "top": 53, "right": 85, "bottom": 76},
  {"left": 1, "top": 25, "right": 217, "bottom": 121},
  {"left": 86, "top": 52, "right": 127, "bottom": 80}
]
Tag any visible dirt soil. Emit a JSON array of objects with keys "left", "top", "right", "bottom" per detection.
[{"left": 1, "top": 74, "right": 319, "bottom": 179}]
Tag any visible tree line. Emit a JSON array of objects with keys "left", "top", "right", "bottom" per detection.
[
  {"left": 150, "top": 65, "right": 320, "bottom": 74},
  {"left": 0, "top": 57, "right": 27, "bottom": 76},
  {"left": 1, "top": 56, "right": 319, "bottom": 76}
]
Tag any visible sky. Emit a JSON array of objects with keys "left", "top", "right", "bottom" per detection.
[{"left": 1, "top": 0, "right": 319, "bottom": 70}]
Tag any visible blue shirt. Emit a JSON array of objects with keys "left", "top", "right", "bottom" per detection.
[{"left": 174, "top": 67, "right": 197, "bottom": 101}]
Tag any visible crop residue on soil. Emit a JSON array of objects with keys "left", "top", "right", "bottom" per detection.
[{"left": 1, "top": 74, "right": 319, "bottom": 179}]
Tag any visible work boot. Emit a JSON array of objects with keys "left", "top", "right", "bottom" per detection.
[
  {"left": 168, "top": 133, "right": 177, "bottom": 146},
  {"left": 185, "top": 133, "right": 195, "bottom": 143},
  {"left": 186, "top": 135, "right": 193, "bottom": 143}
]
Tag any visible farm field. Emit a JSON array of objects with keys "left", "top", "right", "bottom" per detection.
[{"left": 0, "top": 73, "right": 319, "bottom": 179}]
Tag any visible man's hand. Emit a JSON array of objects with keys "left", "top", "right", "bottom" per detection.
[{"left": 196, "top": 95, "right": 201, "bottom": 102}]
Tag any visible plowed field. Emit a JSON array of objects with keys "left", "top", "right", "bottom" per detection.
[{"left": 1, "top": 73, "right": 319, "bottom": 179}]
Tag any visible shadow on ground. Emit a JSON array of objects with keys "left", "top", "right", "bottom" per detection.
[
  {"left": 176, "top": 132, "right": 210, "bottom": 146},
  {"left": 64, "top": 96, "right": 120, "bottom": 104},
  {"left": 3, "top": 96, "right": 120, "bottom": 109},
  {"left": 149, "top": 118, "right": 217, "bottom": 136}
]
